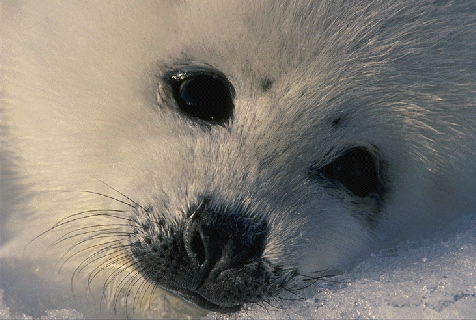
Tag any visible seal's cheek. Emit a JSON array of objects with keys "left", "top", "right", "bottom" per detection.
[{"left": 292, "top": 204, "right": 376, "bottom": 276}]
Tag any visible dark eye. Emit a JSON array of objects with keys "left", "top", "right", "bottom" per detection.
[
  {"left": 168, "top": 72, "right": 234, "bottom": 123},
  {"left": 309, "top": 147, "right": 382, "bottom": 197}
]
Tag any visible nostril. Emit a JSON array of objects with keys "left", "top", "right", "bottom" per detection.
[
  {"left": 191, "top": 230, "right": 206, "bottom": 265},
  {"left": 184, "top": 198, "right": 269, "bottom": 285}
]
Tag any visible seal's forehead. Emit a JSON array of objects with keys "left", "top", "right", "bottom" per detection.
[
  {"left": 161, "top": 2, "right": 335, "bottom": 115},
  {"left": 167, "top": 1, "right": 324, "bottom": 78},
  {"left": 164, "top": 1, "right": 416, "bottom": 100}
]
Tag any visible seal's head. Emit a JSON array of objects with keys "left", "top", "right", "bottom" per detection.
[
  {"left": 2, "top": 0, "right": 474, "bottom": 318},
  {"left": 123, "top": 59, "right": 388, "bottom": 312}
]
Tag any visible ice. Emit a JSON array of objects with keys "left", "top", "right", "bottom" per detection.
[
  {"left": 1, "top": 216, "right": 474, "bottom": 319},
  {"left": 0, "top": 290, "right": 83, "bottom": 320}
]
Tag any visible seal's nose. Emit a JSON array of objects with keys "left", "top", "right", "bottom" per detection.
[{"left": 183, "top": 198, "right": 267, "bottom": 288}]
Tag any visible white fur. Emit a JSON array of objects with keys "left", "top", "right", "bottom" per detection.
[{"left": 1, "top": 1, "right": 475, "bottom": 318}]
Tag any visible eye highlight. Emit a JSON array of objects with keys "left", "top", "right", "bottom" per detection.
[
  {"left": 166, "top": 69, "right": 235, "bottom": 123},
  {"left": 308, "top": 147, "right": 383, "bottom": 198}
]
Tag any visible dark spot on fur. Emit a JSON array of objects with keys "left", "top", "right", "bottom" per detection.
[
  {"left": 261, "top": 78, "right": 273, "bottom": 92},
  {"left": 332, "top": 116, "right": 343, "bottom": 127}
]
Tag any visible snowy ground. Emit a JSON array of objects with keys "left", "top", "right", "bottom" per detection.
[{"left": 1, "top": 215, "right": 475, "bottom": 319}]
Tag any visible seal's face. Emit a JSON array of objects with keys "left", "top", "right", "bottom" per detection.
[
  {"left": 114, "top": 2, "right": 412, "bottom": 312},
  {"left": 36, "top": 1, "right": 464, "bottom": 314},
  {"left": 126, "top": 62, "right": 386, "bottom": 312}
]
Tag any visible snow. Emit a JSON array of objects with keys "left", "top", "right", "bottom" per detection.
[{"left": 1, "top": 216, "right": 475, "bottom": 319}]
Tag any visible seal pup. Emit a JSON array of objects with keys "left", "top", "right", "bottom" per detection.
[{"left": 1, "top": 0, "right": 475, "bottom": 317}]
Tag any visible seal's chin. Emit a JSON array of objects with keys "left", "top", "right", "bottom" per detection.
[{"left": 173, "top": 288, "right": 242, "bottom": 313}]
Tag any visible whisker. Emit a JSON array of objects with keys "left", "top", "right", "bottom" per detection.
[
  {"left": 106, "top": 261, "right": 136, "bottom": 312},
  {"left": 32, "top": 186, "right": 153, "bottom": 315},
  {"left": 104, "top": 259, "right": 137, "bottom": 295},
  {"left": 59, "top": 233, "right": 131, "bottom": 255},
  {"left": 87, "top": 253, "right": 130, "bottom": 286},
  {"left": 135, "top": 274, "right": 154, "bottom": 313},
  {"left": 91, "top": 178, "right": 145, "bottom": 210},
  {"left": 82, "top": 190, "right": 138, "bottom": 209},
  {"left": 54, "top": 209, "right": 130, "bottom": 227},
  {"left": 60, "top": 240, "right": 125, "bottom": 271},
  {"left": 26, "top": 209, "right": 129, "bottom": 249},
  {"left": 53, "top": 211, "right": 132, "bottom": 230},
  {"left": 53, "top": 225, "right": 129, "bottom": 245},
  {"left": 71, "top": 248, "right": 124, "bottom": 288},
  {"left": 114, "top": 266, "right": 148, "bottom": 313}
]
